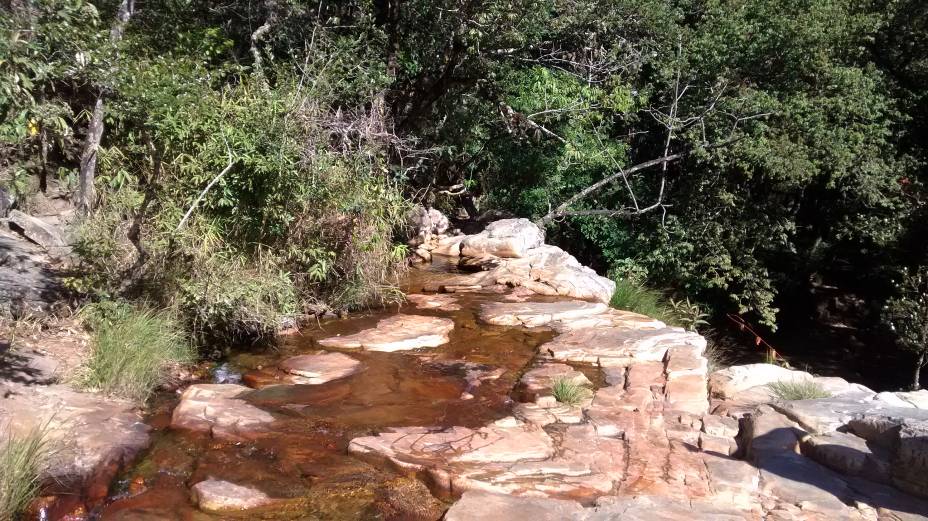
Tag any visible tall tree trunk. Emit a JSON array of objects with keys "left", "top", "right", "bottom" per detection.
[
  {"left": 915, "top": 351, "right": 926, "bottom": 391},
  {"left": 77, "top": 97, "right": 104, "bottom": 213},
  {"left": 75, "top": 0, "right": 135, "bottom": 214}
]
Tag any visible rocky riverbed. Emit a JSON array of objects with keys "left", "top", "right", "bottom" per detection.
[{"left": 9, "top": 218, "right": 928, "bottom": 520}]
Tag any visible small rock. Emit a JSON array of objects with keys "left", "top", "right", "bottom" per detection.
[
  {"left": 191, "top": 479, "right": 272, "bottom": 512},
  {"left": 279, "top": 351, "right": 361, "bottom": 384}
]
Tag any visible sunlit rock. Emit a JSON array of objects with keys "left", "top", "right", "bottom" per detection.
[
  {"left": 318, "top": 314, "right": 454, "bottom": 351},
  {"left": 479, "top": 300, "right": 608, "bottom": 327},
  {"left": 170, "top": 384, "right": 274, "bottom": 440},
  {"left": 279, "top": 351, "right": 361, "bottom": 384},
  {"left": 460, "top": 218, "right": 544, "bottom": 258},
  {"left": 191, "top": 479, "right": 273, "bottom": 512}
]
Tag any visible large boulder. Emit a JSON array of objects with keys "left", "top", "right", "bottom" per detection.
[{"left": 460, "top": 218, "right": 544, "bottom": 258}]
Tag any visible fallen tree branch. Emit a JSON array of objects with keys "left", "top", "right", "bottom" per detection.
[
  {"left": 537, "top": 137, "right": 740, "bottom": 225},
  {"left": 176, "top": 140, "right": 234, "bottom": 231}
]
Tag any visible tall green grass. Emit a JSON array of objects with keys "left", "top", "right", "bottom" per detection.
[
  {"left": 77, "top": 302, "right": 195, "bottom": 403},
  {"left": 0, "top": 427, "right": 50, "bottom": 520},
  {"left": 610, "top": 278, "right": 679, "bottom": 325}
]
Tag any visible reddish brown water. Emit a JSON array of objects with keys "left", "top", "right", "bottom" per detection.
[{"left": 86, "top": 265, "right": 560, "bottom": 520}]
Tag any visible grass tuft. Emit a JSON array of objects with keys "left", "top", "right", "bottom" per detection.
[
  {"left": 0, "top": 427, "right": 50, "bottom": 520},
  {"left": 551, "top": 377, "right": 593, "bottom": 406},
  {"left": 610, "top": 278, "right": 678, "bottom": 325},
  {"left": 768, "top": 379, "right": 832, "bottom": 400},
  {"left": 77, "top": 302, "right": 195, "bottom": 403}
]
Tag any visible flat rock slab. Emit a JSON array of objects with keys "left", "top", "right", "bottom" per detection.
[
  {"left": 479, "top": 300, "right": 608, "bottom": 327},
  {"left": 9, "top": 209, "right": 67, "bottom": 249},
  {"left": 349, "top": 417, "right": 555, "bottom": 467},
  {"left": 170, "top": 384, "right": 275, "bottom": 440},
  {"left": 278, "top": 351, "right": 360, "bottom": 384},
  {"left": 404, "top": 293, "right": 461, "bottom": 311},
  {"left": 586, "top": 495, "right": 751, "bottom": 521},
  {"left": 0, "top": 382, "right": 150, "bottom": 486},
  {"left": 191, "top": 479, "right": 273, "bottom": 512},
  {"left": 542, "top": 326, "right": 704, "bottom": 367},
  {"left": 318, "top": 314, "right": 454, "bottom": 351},
  {"left": 444, "top": 491, "right": 584, "bottom": 521}
]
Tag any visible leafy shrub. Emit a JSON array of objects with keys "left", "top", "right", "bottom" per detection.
[
  {"left": 0, "top": 426, "right": 50, "bottom": 520},
  {"left": 767, "top": 380, "right": 832, "bottom": 400},
  {"left": 77, "top": 302, "right": 194, "bottom": 402},
  {"left": 551, "top": 377, "right": 592, "bottom": 406},
  {"left": 668, "top": 297, "right": 709, "bottom": 331}
]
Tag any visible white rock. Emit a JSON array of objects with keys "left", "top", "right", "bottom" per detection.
[
  {"left": 709, "top": 364, "right": 812, "bottom": 400},
  {"left": 191, "top": 479, "right": 273, "bottom": 512},
  {"left": 460, "top": 218, "right": 544, "bottom": 258}
]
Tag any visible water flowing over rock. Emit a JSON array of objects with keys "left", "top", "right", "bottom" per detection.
[
  {"left": 278, "top": 351, "right": 361, "bottom": 384},
  {"left": 318, "top": 314, "right": 454, "bottom": 351}
]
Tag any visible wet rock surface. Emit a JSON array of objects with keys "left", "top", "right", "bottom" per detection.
[
  {"left": 190, "top": 479, "right": 273, "bottom": 512},
  {"left": 318, "top": 314, "right": 454, "bottom": 351},
  {"left": 279, "top": 351, "right": 361, "bottom": 384}
]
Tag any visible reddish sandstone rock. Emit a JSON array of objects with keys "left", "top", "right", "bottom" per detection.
[
  {"left": 278, "top": 351, "right": 361, "bottom": 384},
  {"left": 318, "top": 314, "right": 454, "bottom": 351},
  {"left": 479, "top": 300, "right": 608, "bottom": 327},
  {"left": 404, "top": 293, "right": 461, "bottom": 311},
  {"left": 170, "top": 384, "right": 274, "bottom": 440}
]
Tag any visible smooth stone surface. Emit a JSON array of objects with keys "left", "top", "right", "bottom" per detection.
[
  {"left": 479, "top": 300, "right": 608, "bottom": 327},
  {"left": 278, "top": 351, "right": 361, "bottom": 384},
  {"left": 709, "top": 364, "right": 813, "bottom": 400},
  {"left": 318, "top": 314, "right": 454, "bottom": 351},
  {"left": 444, "top": 491, "right": 584, "bottom": 521},
  {"left": 170, "top": 384, "right": 274, "bottom": 440},
  {"left": 9, "top": 209, "right": 67, "bottom": 249},
  {"left": 0, "top": 382, "right": 150, "bottom": 485},
  {"left": 191, "top": 479, "right": 273, "bottom": 512},
  {"left": 802, "top": 431, "right": 891, "bottom": 483},
  {"left": 460, "top": 218, "right": 544, "bottom": 258},
  {"left": 405, "top": 293, "right": 461, "bottom": 311}
]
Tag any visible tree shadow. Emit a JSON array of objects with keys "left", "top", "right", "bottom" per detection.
[{"left": 750, "top": 428, "right": 928, "bottom": 517}]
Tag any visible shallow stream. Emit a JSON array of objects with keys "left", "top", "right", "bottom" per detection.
[{"left": 88, "top": 263, "right": 581, "bottom": 520}]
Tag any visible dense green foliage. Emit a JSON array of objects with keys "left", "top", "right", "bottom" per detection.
[
  {"left": 882, "top": 267, "right": 928, "bottom": 389},
  {"left": 2, "top": 0, "right": 926, "bottom": 382}
]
